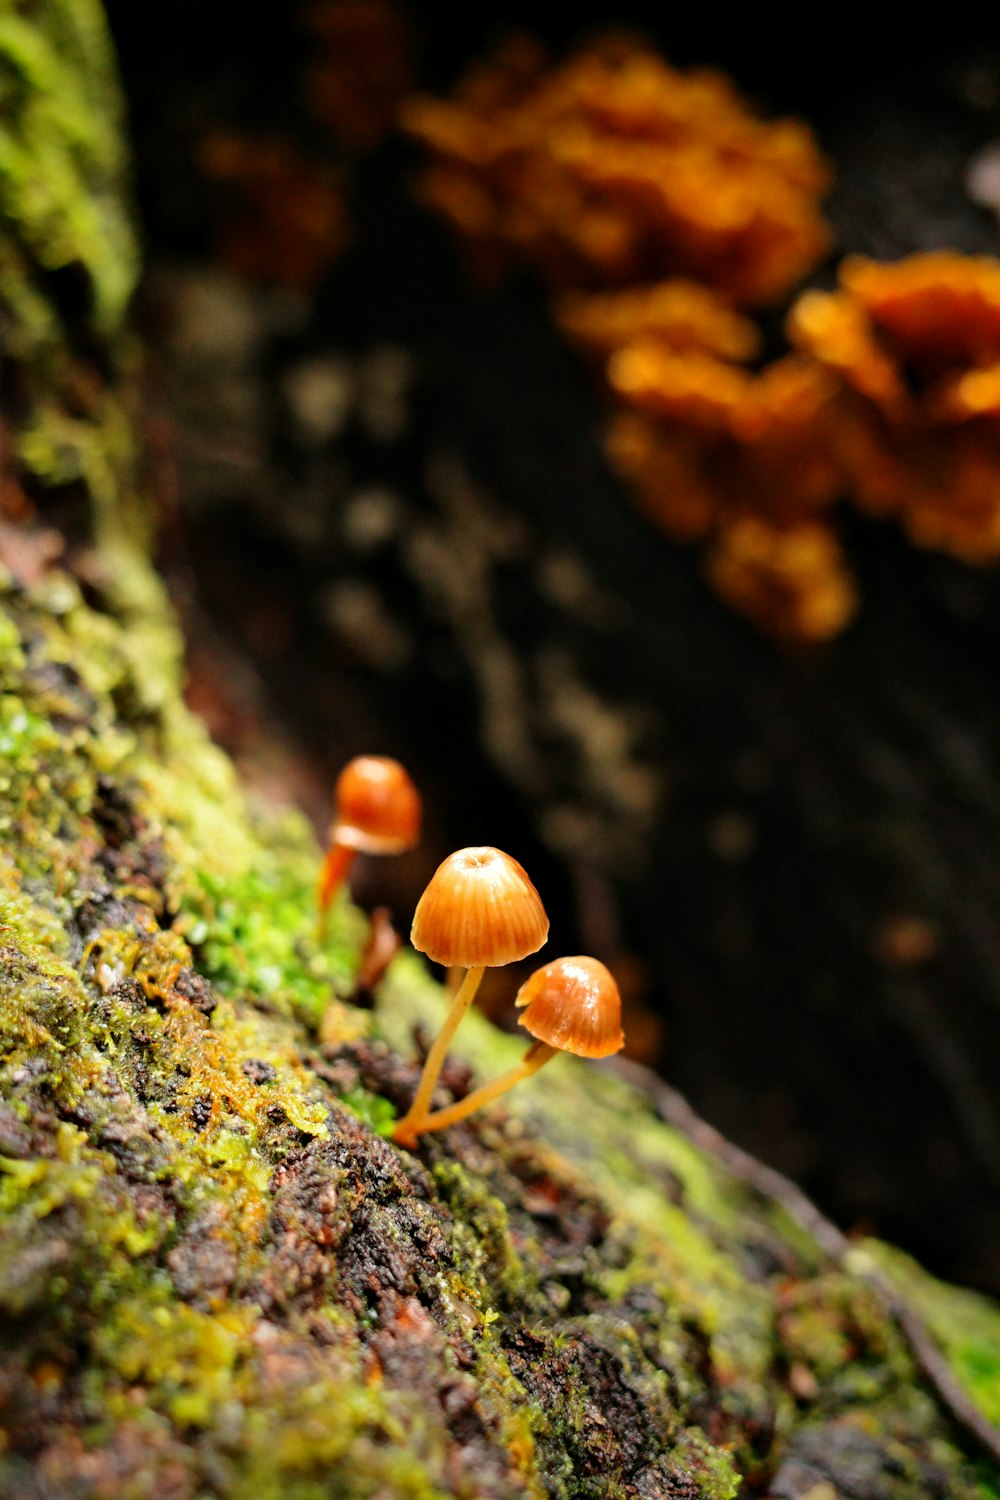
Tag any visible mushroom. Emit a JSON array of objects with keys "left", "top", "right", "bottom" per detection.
[
  {"left": 351, "top": 905, "right": 402, "bottom": 1004},
  {"left": 392, "top": 846, "right": 549, "bottom": 1145},
  {"left": 401, "top": 955, "right": 624, "bottom": 1140},
  {"left": 317, "top": 755, "right": 421, "bottom": 938}
]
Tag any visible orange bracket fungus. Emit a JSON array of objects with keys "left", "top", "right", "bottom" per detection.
[
  {"left": 316, "top": 755, "right": 421, "bottom": 937},
  {"left": 405, "top": 955, "right": 625, "bottom": 1140},
  {"left": 788, "top": 252, "right": 1000, "bottom": 565},
  {"left": 392, "top": 846, "right": 549, "bottom": 1146},
  {"left": 399, "top": 29, "right": 882, "bottom": 646},
  {"left": 402, "top": 33, "right": 831, "bottom": 306}
]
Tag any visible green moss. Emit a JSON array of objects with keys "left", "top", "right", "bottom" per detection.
[
  {"left": 0, "top": 0, "right": 136, "bottom": 337},
  {"left": 230, "top": 1375, "right": 456, "bottom": 1500},
  {"left": 378, "top": 962, "right": 782, "bottom": 1386},
  {"left": 180, "top": 858, "right": 361, "bottom": 1033},
  {"left": 431, "top": 1159, "right": 527, "bottom": 1307},
  {"left": 0, "top": 0, "right": 146, "bottom": 608},
  {"left": 94, "top": 1292, "right": 256, "bottom": 1428},
  {"left": 861, "top": 1242, "right": 1000, "bottom": 1427},
  {"left": 0, "top": 1121, "right": 168, "bottom": 1321},
  {"left": 0, "top": 530, "right": 991, "bottom": 1496},
  {"left": 340, "top": 1084, "right": 398, "bottom": 1135}
]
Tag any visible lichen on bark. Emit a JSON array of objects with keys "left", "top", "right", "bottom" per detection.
[{"left": 1, "top": 2, "right": 1000, "bottom": 1498}]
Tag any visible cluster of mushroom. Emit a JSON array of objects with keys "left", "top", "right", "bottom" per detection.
[
  {"left": 402, "top": 26, "right": 1000, "bottom": 643},
  {"left": 316, "top": 759, "right": 624, "bottom": 1147},
  {"left": 400, "top": 30, "right": 859, "bottom": 644},
  {"left": 599, "top": 329, "right": 856, "bottom": 643},
  {"left": 393, "top": 846, "right": 624, "bottom": 1147},
  {"left": 402, "top": 32, "right": 830, "bottom": 304},
  {"left": 571, "top": 250, "right": 1000, "bottom": 638},
  {"left": 788, "top": 252, "right": 1000, "bottom": 565}
]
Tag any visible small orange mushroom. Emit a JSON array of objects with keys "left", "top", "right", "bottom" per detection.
[
  {"left": 317, "top": 755, "right": 421, "bottom": 938},
  {"left": 392, "top": 846, "right": 549, "bottom": 1145},
  {"left": 404, "top": 955, "right": 624, "bottom": 1140}
]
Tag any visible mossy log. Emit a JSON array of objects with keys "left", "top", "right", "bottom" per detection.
[{"left": 1, "top": 3, "right": 1000, "bottom": 1497}]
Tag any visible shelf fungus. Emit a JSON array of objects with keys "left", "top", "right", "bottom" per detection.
[
  {"left": 789, "top": 252, "right": 1000, "bottom": 564},
  {"left": 392, "top": 846, "right": 549, "bottom": 1146},
  {"left": 605, "top": 347, "right": 852, "bottom": 640},
  {"left": 317, "top": 755, "right": 421, "bottom": 938},
  {"left": 706, "top": 515, "right": 858, "bottom": 646},
  {"left": 400, "top": 28, "right": 858, "bottom": 645},
  {"left": 556, "top": 279, "right": 762, "bottom": 365},
  {"left": 404, "top": 956, "right": 625, "bottom": 1140},
  {"left": 404, "top": 37, "right": 1000, "bottom": 638},
  {"left": 402, "top": 33, "right": 831, "bottom": 306}
]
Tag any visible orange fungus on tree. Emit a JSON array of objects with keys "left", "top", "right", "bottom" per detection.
[
  {"left": 402, "top": 32, "right": 830, "bottom": 306},
  {"left": 402, "top": 32, "right": 1000, "bottom": 641},
  {"left": 788, "top": 252, "right": 1000, "bottom": 565}
]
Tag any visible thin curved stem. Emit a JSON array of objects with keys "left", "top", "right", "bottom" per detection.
[
  {"left": 400, "top": 1041, "right": 556, "bottom": 1141},
  {"left": 392, "top": 965, "right": 486, "bottom": 1144},
  {"left": 317, "top": 843, "right": 356, "bottom": 941}
]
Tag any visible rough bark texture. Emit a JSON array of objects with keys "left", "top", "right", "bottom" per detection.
[{"left": 1, "top": 4, "right": 1000, "bottom": 1498}]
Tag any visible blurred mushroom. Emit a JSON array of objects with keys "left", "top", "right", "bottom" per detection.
[
  {"left": 317, "top": 755, "right": 421, "bottom": 939},
  {"left": 351, "top": 905, "right": 402, "bottom": 1004}
]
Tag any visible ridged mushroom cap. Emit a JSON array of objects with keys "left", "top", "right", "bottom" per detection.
[
  {"left": 332, "top": 755, "right": 422, "bottom": 854},
  {"left": 515, "top": 956, "right": 624, "bottom": 1059},
  {"left": 410, "top": 846, "right": 549, "bottom": 968}
]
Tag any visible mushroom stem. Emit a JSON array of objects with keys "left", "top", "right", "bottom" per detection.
[
  {"left": 317, "top": 842, "right": 356, "bottom": 940},
  {"left": 392, "top": 965, "right": 487, "bottom": 1143},
  {"left": 400, "top": 1040, "right": 558, "bottom": 1141}
]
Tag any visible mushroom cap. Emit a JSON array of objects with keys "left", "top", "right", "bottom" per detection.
[
  {"left": 515, "top": 956, "right": 624, "bottom": 1059},
  {"left": 332, "top": 755, "right": 422, "bottom": 854},
  {"left": 411, "top": 846, "right": 549, "bottom": 968}
]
